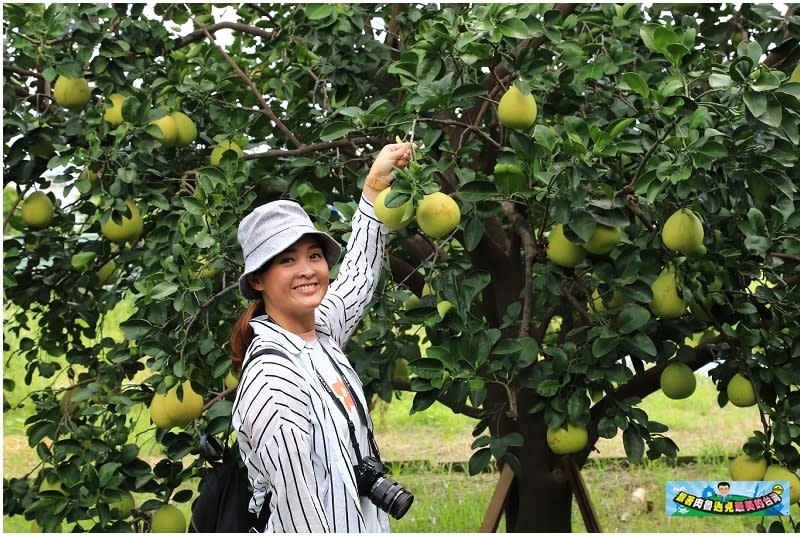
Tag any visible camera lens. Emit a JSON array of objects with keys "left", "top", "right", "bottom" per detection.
[{"left": 369, "top": 476, "right": 414, "bottom": 520}]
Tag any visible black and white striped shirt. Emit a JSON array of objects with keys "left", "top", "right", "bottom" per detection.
[{"left": 233, "top": 197, "right": 390, "bottom": 533}]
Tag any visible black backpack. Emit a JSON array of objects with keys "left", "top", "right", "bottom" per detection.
[{"left": 189, "top": 349, "right": 278, "bottom": 533}]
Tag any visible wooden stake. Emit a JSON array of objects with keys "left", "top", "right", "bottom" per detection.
[
  {"left": 479, "top": 464, "right": 514, "bottom": 532},
  {"left": 562, "top": 454, "right": 602, "bottom": 532}
]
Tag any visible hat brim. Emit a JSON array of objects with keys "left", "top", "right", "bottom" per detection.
[{"left": 238, "top": 229, "right": 341, "bottom": 300}]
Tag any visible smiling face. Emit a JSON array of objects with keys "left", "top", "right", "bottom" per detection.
[{"left": 247, "top": 234, "right": 329, "bottom": 334}]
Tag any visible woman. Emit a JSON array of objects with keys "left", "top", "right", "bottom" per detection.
[{"left": 229, "top": 143, "right": 412, "bottom": 532}]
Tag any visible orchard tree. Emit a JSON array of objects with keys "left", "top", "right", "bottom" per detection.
[{"left": 4, "top": 3, "right": 800, "bottom": 532}]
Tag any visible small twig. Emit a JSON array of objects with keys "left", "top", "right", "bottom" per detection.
[
  {"left": 624, "top": 194, "right": 657, "bottom": 232},
  {"left": 615, "top": 120, "right": 676, "bottom": 197},
  {"left": 560, "top": 281, "right": 592, "bottom": 326}
]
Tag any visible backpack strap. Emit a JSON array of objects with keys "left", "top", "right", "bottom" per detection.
[
  {"left": 199, "top": 348, "right": 287, "bottom": 464},
  {"left": 228, "top": 347, "right": 288, "bottom": 443}
]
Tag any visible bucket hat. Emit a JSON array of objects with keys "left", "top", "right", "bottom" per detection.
[{"left": 237, "top": 200, "right": 342, "bottom": 300}]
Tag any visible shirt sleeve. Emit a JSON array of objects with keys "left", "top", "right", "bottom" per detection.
[
  {"left": 317, "top": 196, "right": 387, "bottom": 346},
  {"left": 235, "top": 354, "right": 331, "bottom": 532}
]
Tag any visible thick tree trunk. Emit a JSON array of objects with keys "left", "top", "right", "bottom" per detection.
[{"left": 488, "top": 386, "right": 574, "bottom": 532}]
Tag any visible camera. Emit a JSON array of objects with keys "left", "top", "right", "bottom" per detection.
[{"left": 353, "top": 456, "right": 414, "bottom": 519}]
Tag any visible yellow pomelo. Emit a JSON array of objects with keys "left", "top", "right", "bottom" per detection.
[
  {"left": 39, "top": 476, "right": 65, "bottom": 494},
  {"left": 661, "top": 208, "right": 704, "bottom": 254},
  {"left": 659, "top": 362, "right": 696, "bottom": 399},
  {"left": 498, "top": 85, "right": 538, "bottom": 129},
  {"left": 149, "top": 392, "right": 174, "bottom": 429},
  {"left": 164, "top": 381, "right": 204, "bottom": 426},
  {"left": 101, "top": 200, "right": 143, "bottom": 243},
  {"left": 727, "top": 373, "right": 756, "bottom": 407},
  {"left": 583, "top": 225, "right": 622, "bottom": 255},
  {"left": 591, "top": 288, "right": 623, "bottom": 313},
  {"left": 393, "top": 358, "right": 411, "bottom": 381},
  {"left": 374, "top": 187, "right": 414, "bottom": 230},
  {"left": 650, "top": 269, "right": 685, "bottom": 318},
  {"left": 149, "top": 114, "right": 177, "bottom": 146},
  {"left": 763, "top": 465, "right": 800, "bottom": 504},
  {"left": 437, "top": 300, "right": 454, "bottom": 318},
  {"left": 493, "top": 162, "right": 525, "bottom": 192},
  {"left": 546, "top": 224, "right": 586, "bottom": 268},
  {"left": 729, "top": 454, "right": 768, "bottom": 481},
  {"left": 71, "top": 251, "right": 96, "bottom": 271},
  {"left": 21, "top": 191, "right": 54, "bottom": 227},
  {"left": 191, "top": 256, "right": 221, "bottom": 279},
  {"left": 170, "top": 111, "right": 197, "bottom": 147},
  {"left": 546, "top": 423, "right": 588, "bottom": 455},
  {"left": 225, "top": 368, "right": 240, "bottom": 389},
  {"left": 210, "top": 140, "right": 244, "bottom": 165},
  {"left": 80, "top": 167, "right": 99, "bottom": 183},
  {"left": 97, "top": 259, "right": 119, "bottom": 285},
  {"left": 103, "top": 93, "right": 126, "bottom": 126},
  {"left": 109, "top": 490, "right": 136, "bottom": 519},
  {"left": 416, "top": 192, "right": 461, "bottom": 238},
  {"left": 151, "top": 503, "right": 187, "bottom": 533},
  {"left": 689, "top": 300, "right": 711, "bottom": 322},
  {"left": 53, "top": 76, "right": 91, "bottom": 111}
]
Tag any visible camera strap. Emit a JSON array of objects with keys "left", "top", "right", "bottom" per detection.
[
  {"left": 317, "top": 344, "right": 381, "bottom": 461},
  {"left": 314, "top": 369, "right": 367, "bottom": 467}
]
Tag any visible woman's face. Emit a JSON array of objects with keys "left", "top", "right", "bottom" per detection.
[{"left": 247, "top": 235, "right": 329, "bottom": 327}]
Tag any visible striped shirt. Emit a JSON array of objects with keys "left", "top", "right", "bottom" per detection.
[{"left": 233, "top": 197, "right": 391, "bottom": 533}]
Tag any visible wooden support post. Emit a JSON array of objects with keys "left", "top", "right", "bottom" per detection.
[
  {"left": 561, "top": 454, "right": 602, "bottom": 533},
  {"left": 479, "top": 464, "right": 514, "bottom": 532}
]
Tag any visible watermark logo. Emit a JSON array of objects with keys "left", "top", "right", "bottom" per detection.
[{"left": 666, "top": 481, "right": 790, "bottom": 516}]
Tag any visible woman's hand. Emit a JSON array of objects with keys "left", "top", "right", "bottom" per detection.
[{"left": 363, "top": 142, "right": 413, "bottom": 201}]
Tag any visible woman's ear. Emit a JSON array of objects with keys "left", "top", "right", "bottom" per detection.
[{"left": 247, "top": 273, "right": 265, "bottom": 292}]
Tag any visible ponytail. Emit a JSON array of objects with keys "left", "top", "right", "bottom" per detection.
[{"left": 230, "top": 298, "right": 265, "bottom": 371}]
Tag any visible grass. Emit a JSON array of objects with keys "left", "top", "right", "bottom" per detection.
[{"left": 5, "top": 317, "right": 796, "bottom": 533}]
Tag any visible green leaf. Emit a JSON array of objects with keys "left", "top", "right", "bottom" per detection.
[
  {"left": 468, "top": 447, "right": 492, "bottom": 475},
  {"left": 592, "top": 336, "right": 618, "bottom": 357},
  {"left": 304, "top": 4, "right": 335, "bottom": 20},
  {"left": 755, "top": 100, "right": 783, "bottom": 128},
  {"left": 622, "top": 427, "right": 645, "bottom": 463},
  {"left": 119, "top": 319, "right": 153, "bottom": 340},
  {"left": 150, "top": 282, "right": 178, "bottom": 300},
  {"left": 608, "top": 118, "right": 635, "bottom": 140},
  {"left": 737, "top": 40, "right": 763, "bottom": 64},
  {"left": 319, "top": 121, "right": 353, "bottom": 142},
  {"left": 457, "top": 180, "right": 497, "bottom": 201},
  {"left": 743, "top": 91, "right": 767, "bottom": 117},
  {"left": 452, "top": 84, "right": 487, "bottom": 100},
  {"left": 463, "top": 215, "right": 484, "bottom": 252},
  {"left": 498, "top": 18, "right": 530, "bottom": 39},
  {"left": 622, "top": 72, "right": 649, "bottom": 99},
  {"left": 616, "top": 304, "right": 651, "bottom": 334}
]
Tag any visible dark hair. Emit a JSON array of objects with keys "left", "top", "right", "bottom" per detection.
[
  {"left": 229, "top": 262, "right": 271, "bottom": 371},
  {"left": 717, "top": 482, "right": 730, "bottom": 489}
]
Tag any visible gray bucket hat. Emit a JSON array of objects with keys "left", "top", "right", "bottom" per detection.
[{"left": 237, "top": 200, "right": 342, "bottom": 300}]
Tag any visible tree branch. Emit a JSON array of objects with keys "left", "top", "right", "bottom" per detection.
[
  {"left": 242, "top": 136, "right": 386, "bottom": 159},
  {"left": 615, "top": 120, "right": 676, "bottom": 197},
  {"left": 582, "top": 345, "right": 716, "bottom": 466},
  {"left": 501, "top": 201, "right": 537, "bottom": 337},
  {"left": 177, "top": 21, "right": 276, "bottom": 48},
  {"left": 198, "top": 24, "right": 304, "bottom": 148}
]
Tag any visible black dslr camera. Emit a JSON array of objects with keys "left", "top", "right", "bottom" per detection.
[{"left": 353, "top": 456, "right": 414, "bottom": 519}]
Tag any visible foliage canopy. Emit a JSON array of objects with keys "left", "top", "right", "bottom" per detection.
[{"left": 3, "top": 3, "right": 799, "bottom": 532}]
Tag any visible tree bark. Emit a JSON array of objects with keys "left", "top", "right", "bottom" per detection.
[{"left": 488, "top": 386, "right": 573, "bottom": 532}]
